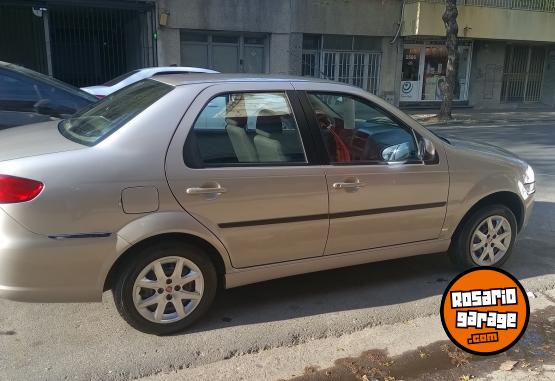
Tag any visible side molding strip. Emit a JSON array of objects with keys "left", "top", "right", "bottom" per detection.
[
  {"left": 219, "top": 202, "right": 447, "bottom": 228},
  {"left": 48, "top": 232, "right": 112, "bottom": 240}
]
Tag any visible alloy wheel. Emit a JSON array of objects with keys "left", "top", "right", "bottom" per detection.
[
  {"left": 470, "top": 215, "right": 512, "bottom": 266},
  {"left": 132, "top": 256, "right": 204, "bottom": 324}
]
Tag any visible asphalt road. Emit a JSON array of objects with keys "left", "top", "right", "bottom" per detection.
[{"left": 1, "top": 121, "right": 555, "bottom": 381}]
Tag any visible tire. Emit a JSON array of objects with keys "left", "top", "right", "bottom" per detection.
[
  {"left": 113, "top": 240, "right": 217, "bottom": 335},
  {"left": 449, "top": 204, "right": 518, "bottom": 270}
]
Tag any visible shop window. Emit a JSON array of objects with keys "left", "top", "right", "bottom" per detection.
[{"left": 400, "top": 41, "right": 473, "bottom": 103}]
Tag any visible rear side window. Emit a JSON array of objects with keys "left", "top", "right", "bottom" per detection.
[
  {"left": 186, "top": 92, "right": 306, "bottom": 167},
  {"left": 58, "top": 80, "right": 173, "bottom": 146}
]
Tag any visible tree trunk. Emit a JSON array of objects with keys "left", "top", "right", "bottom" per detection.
[{"left": 438, "top": 0, "right": 459, "bottom": 120}]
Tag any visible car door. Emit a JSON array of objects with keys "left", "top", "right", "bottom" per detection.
[
  {"left": 165, "top": 82, "right": 329, "bottom": 268},
  {"left": 297, "top": 88, "right": 449, "bottom": 255}
]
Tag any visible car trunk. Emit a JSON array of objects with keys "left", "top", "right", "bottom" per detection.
[{"left": 0, "top": 120, "right": 85, "bottom": 163}]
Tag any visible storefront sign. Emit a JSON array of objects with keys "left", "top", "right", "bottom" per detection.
[{"left": 400, "top": 81, "right": 420, "bottom": 101}]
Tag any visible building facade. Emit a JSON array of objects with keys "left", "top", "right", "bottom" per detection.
[
  {"left": 156, "top": 0, "right": 403, "bottom": 104},
  {"left": 157, "top": 0, "right": 555, "bottom": 109},
  {"left": 1, "top": 0, "right": 554, "bottom": 109},
  {"left": 400, "top": 0, "right": 555, "bottom": 109}
]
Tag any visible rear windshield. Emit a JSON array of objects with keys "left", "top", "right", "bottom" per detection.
[{"left": 58, "top": 79, "right": 173, "bottom": 146}]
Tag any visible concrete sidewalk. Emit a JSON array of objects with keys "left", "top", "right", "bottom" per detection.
[
  {"left": 145, "top": 288, "right": 555, "bottom": 381},
  {"left": 406, "top": 108, "right": 555, "bottom": 126}
]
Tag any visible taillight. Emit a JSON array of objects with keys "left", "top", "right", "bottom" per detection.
[{"left": 0, "top": 175, "right": 44, "bottom": 204}]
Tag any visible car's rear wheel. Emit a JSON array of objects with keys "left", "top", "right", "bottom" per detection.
[
  {"left": 449, "top": 204, "right": 517, "bottom": 269},
  {"left": 113, "top": 241, "right": 217, "bottom": 335}
]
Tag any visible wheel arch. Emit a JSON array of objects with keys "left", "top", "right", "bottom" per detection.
[
  {"left": 104, "top": 232, "right": 228, "bottom": 292},
  {"left": 452, "top": 191, "right": 524, "bottom": 241}
]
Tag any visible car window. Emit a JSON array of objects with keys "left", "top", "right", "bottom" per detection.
[
  {"left": 187, "top": 92, "right": 306, "bottom": 166},
  {"left": 3, "top": 64, "right": 97, "bottom": 102},
  {"left": 0, "top": 69, "right": 94, "bottom": 116},
  {"left": 58, "top": 79, "right": 173, "bottom": 146},
  {"left": 307, "top": 93, "right": 420, "bottom": 164},
  {"left": 0, "top": 71, "right": 39, "bottom": 102}
]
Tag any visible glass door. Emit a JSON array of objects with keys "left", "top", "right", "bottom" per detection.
[
  {"left": 422, "top": 46, "right": 448, "bottom": 101},
  {"left": 400, "top": 46, "right": 423, "bottom": 102}
]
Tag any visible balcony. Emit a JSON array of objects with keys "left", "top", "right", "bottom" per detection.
[{"left": 402, "top": 0, "right": 555, "bottom": 42}]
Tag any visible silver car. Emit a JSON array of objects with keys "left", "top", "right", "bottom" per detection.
[{"left": 0, "top": 74, "right": 535, "bottom": 335}]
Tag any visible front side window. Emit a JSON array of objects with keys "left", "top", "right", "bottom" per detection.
[
  {"left": 58, "top": 79, "right": 173, "bottom": 146},
  {"left": 307, "top": 93, "right": 419, "bottom": 164},
  {"left": 188, "top": 92, "right": 306, "bottom": 166}
]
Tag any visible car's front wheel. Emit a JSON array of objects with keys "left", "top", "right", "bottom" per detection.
[
  {"left": 449, "top": 204, "right": 517, "bottom": 269},
  {"left": 113, "top": 241, "right": 217, "bottom": 335}
]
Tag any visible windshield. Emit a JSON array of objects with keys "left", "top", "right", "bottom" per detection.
[
  {"left": 58, "top": 79, "right": 173, "bottom": 146},
  {"left": 103, "top": 69, "right": 141, "bottom": 86}
]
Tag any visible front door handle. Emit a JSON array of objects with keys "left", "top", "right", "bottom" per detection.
[
  {"left": 186, "top": 186, "right": 227, "bottom": 195},
  {"left": 332, "top": 181, "right": 366, "bottom": 190}
]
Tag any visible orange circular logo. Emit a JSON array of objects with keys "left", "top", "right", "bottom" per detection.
[{"left": 440, "top": 268, "right": 529, "bottom": 355}]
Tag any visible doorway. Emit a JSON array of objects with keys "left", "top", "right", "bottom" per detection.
[
  {"left": 501, "top": 45, "right": 546, "bottom": 103},
  {"left": 0, "top": 2, "right": 156, "bottom": 87}
]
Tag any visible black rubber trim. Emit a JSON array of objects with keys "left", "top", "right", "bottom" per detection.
[
  {"left": 48, "top": 232, "right": 112, "bottom": 240},
  {"left": 219, "top": 213, "right": 329, "bottom": 228},
  {"left": 330, "top": 202, "right": 447, "bottom": 219},
  {"left": 218, "top": 202, "right": 447, "bottom": 228}
]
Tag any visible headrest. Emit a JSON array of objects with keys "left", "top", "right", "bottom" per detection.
[
  {"left": 256, "top": 109, "right": 283, "bottom": 136},
  {"left": 225, "top": 95, "right": 248, "bottom": 127}
]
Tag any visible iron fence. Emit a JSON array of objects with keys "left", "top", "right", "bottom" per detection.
[
  {"left": 302, "top": 50, "right": 382, "bottom": 95},
  {"left": 407, "top": 0, "right": 555, "bottom": 12}
]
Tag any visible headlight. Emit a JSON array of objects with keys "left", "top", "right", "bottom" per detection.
[
  {"left": 524, "top": 165, "right": 535, "bottom": 184},
  {"left": 523, "top": 165, "right": 535, "bottom": 194}
]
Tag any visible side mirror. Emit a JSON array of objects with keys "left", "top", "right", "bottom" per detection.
[{"left": 420, "top": 138, "right": 438, "bottom": 163}]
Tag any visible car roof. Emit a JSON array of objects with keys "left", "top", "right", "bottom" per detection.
[
  {"left": 152, "top": 73, "right": 336, "bottom": 87},
  {"left": 146, "top": 66, "right": 219, "bottom": 74}
]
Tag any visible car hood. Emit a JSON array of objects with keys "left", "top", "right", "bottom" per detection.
[
  {"left": 447, "top": 137, "right": 518, "bottom": 157},
  {"left": 0, "top": 120, "right": 85, "bottom": 162},
  {"left": 446, "top": 137, "right": 527, "bottom": 167}
]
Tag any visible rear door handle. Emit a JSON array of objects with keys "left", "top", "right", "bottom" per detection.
[
  {"left": 332, "top": 181, "right": 366, "bottom": 190},
  {"left": 186, "top": 186, "right": 227, "bottom": 195}
]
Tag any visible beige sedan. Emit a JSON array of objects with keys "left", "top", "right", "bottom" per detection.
[{"left": 0, "top": 74, "right": 535, "bottom": 334}]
